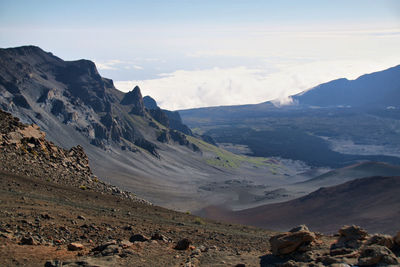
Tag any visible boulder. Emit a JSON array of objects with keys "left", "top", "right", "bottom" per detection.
[
  {"left": 269, "top": 231, "right": 316, "bottom": 255},
  {"left": 367, "top": 234, "right": 394, "bottom": 249},
  {"left": 333, "top": 225, "right": 368, "bottom": 249},
  {"left": 358, "top": 245, "right": 399, "bottom": 266},
  {"left": 339, "top": 225, "right": 368, "bottom": 240},
  {"left": 129, "top": 234, "right": 149, "bottom": 242}
]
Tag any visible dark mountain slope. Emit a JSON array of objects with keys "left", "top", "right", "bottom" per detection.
[{"left": 202, "top": 176, "right": 400, "bottom": 234}]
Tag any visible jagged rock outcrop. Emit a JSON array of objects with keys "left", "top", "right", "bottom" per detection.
[
  {"left": 149, "top": 107, "right": 170, "bottom": 127},
  {"left": 163, "top": 110, "right": 193, "bottom": 136},
  {"left": 120, "top": 86, "right": 145, "bottom": 116},
  {"left": 0, "top": 109, "right": 149, "bottom": 203},
  {"left": 156, "top": 129, "right": 200, "bottom": 152},
  {"left": 143, "top": 95, "right": 158, "bottom": 110},
  {"left": 143, "top": 95, "right": 215, "bottom": 146},
  {"left": 143, "top": 95, "right": 193, "bottom": 135}
]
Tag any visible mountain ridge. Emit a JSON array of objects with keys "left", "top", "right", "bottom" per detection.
[
  {"left": 292, "top": 64, "right": 400, "bottom": 107},
  {"left": 200, "top": 175, "right": 400, "bottom": 234}
]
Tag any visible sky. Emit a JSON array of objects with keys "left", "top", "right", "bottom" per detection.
[{"left": 1, "top": 0, "right": 400, "bottom": 110}]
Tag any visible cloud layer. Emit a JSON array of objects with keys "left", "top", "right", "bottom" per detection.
[{"left": 114, "top": 59, "right": 400, "bottom": 110}]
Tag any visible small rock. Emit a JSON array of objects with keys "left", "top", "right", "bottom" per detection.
[
  {"left": 40, "top": 214, "right": 53, "bottom": 220},
  {"left": 123, "top": 225, "right": 133, "bottom": 231},
  {"left": 101, "top": 244, "right": 120, "bottom": 256},
  {"left": 175, "top": 238, "right": 192, "bottom": 250},
  {"left": 278, "top": 260, "right": 297, "bottom": 267},
  {"left": 198, "top": 245, "right": 208, "bottom": 252},
  {"left": 151, "top": 232, "right": 168, "bottom": 242},
  {"left": 20, "top": 236, "right": 36, "bottom": 245},
  {"left": 92, "top": 240, "right": 117, "bottom": 252},
  {"left": 44, "top": 260, "right": 62, "bottom": 267},
  {"left": 234, "top": 264, "right": 246, "bottom": 267},
  {"left": 67, "top": 242, "right": 84, "bottom": 251},
  {"left": 317, "top": 255, "right": 342, "bottom": 265},
  {"left": 129, "top": 234, "right": 149, "bottom": 242},
  {"left": 77, "top": 215, "right": 86, "bottom": 220},
  {"left": 191, "top": 248, "right": 201, "bottom": 257},
  {"left": 330, "top": 247, "right": 355, "bottom": 256},
  {"left": 120, "top": 240, "right": 133, "bottom": 248}
]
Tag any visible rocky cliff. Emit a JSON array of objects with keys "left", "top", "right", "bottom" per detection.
[{"left": 0, "top": 46, "right": 199, "bottom": 157}]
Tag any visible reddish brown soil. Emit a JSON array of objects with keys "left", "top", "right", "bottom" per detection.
[{"left": 0, "top": 170, "right": 275, "bottom": 266}]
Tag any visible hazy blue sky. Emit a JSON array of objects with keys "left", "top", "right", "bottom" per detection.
[{"left": 1, "top": 0, "right": 399, "bottom": 109}]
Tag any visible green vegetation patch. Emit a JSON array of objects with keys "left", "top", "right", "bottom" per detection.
[{"left": 187, "top": 135, "right": 275, "bottom": 169}]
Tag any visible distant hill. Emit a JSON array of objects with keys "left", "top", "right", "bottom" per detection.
[
  {"left": 202, "top": 176, "right": 400, "bottom": 234},
  {"left": 299, "top": 161, "right": 400, "bottom": 188},
  {"left": 293, "top": 65, "right": 400, "bottom": 108}
]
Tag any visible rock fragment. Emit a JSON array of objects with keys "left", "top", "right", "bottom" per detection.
[
  {"left": 67, "top": 242, "right": 84, "bottom": 251},
  {"left": 175, "top": 238, "right": 192, "bottom": 250}
]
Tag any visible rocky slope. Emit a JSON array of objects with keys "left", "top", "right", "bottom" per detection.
[
  {"left": 0, "top": 108, "right": 272, "bottom": 266},
  {"left": 0, "top": 108, "right": 147, "bottom": 202},
  {"left": 0, "top": 169, "right": 277, "bottom": 267}
]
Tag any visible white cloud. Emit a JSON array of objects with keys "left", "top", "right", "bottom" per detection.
[
  {"left": 95, "top": 60, "right": 143, "bottom": 71},
  {"left": 108, "top": 27, "right": 400, "bottom": 111},
  {"left": 133, "top": 65, "right": 144, "bottom": 70},
  {"left": 95, "top": 59, "right": 124, "bottom": 70},
  {"left": 115, "top": 59, "right": 400, "bottom": 111}
]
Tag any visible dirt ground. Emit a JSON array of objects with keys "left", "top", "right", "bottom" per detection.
[{"left": 0, "top": 170, "right": 275, "bottom": 266}]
